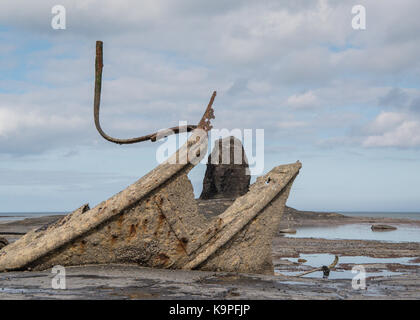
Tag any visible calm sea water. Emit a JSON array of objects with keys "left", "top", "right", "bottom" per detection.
[
  {"left": 0, "top": 212, "right": 67, "bottom": 223},
  {"left": 285, "top": 223, "right": 420, "bottom": 242},
  {"left": 282, "top": 211, "right": 420, "bottom": 243},
  {"left": 340, "top": 211, "right": 420, "bottom": 220},
  {"left": 1, "top": 211, "right": 419, "bottom": 223}
]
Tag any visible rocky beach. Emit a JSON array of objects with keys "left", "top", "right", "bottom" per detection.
[
  {"left": 1, "top": 138, "right": 419, "bottom": 300},
  {"left": 2, "top": 0, "right": 420, "bottom": 306},
  {"left": 1, "top": 204, "right": 419, "bottom": 300}
]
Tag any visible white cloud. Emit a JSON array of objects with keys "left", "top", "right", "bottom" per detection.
[
  {"left": 1, "top": 0, "right": 420, "bottom": 212},
  {"left": 287, "top": 91, "right": 318, "bottom": 109},
  {"left": 1, "top": 0, "right": 420, "bottom": 156},
  {"left": 367, "top": 112, "right": 406, "bottom": 133},
  {"left": 363, "top": 112, "right": 420, "bottom": 148},
  {"left": 0, "top": 108, "right": 85, "bottom": 137}
]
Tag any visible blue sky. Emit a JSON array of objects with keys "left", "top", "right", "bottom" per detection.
[{"left": 0, "top": 0, "right": 420, "bottom": 212}]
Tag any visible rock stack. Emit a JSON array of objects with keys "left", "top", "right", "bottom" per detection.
[{"left": 200, "top": 136, "right": 250, "bottom": 200}]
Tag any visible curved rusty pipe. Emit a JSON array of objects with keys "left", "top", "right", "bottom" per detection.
[{"left": 94, "top": 41, "right": 216, "bottom": 144}]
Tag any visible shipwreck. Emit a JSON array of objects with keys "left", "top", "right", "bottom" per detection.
[{"left": 0, "top": 41, "right": 301, "bottom": 275}]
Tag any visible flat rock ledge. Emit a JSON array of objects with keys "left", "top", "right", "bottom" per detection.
[
  {"left": 1, "top": 264, "right": 419, "bottom": 300},
  {"left": 371, "top": 224, "right": 397, "bottom": 231}
]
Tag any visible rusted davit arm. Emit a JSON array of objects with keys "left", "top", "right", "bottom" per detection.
[{"left": 94, "top": 40, "right": 216, "bottom": 144}]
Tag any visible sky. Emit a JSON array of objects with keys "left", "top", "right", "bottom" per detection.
[{"left": 0, "top": 0, "right": 419, "bottom": 213}]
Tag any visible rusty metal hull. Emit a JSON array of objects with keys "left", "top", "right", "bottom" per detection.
[{"left": 0, "top": 131, "right": 301, "bottom": 275}]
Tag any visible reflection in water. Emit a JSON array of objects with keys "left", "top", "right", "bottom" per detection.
[
  {"left": 276, "top": 269, "right": 403, "bottom": 279},
  {"left": 275, "top": 253, "right": 419, "bottom": 279}
]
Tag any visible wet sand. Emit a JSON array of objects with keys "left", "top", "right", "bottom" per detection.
[{"left": 0, "top": 207, "right": 419, "bottom": 299}]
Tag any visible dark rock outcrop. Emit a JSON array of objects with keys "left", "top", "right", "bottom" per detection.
[
  {"left": 200, "top": 136, "right": 250, "bottom": 199},
  {"left": 371, "top": 224, "right": 397, "bottom": 231},
  {"left": 0, "top": 237, "right": 8, "bottom": 250}
]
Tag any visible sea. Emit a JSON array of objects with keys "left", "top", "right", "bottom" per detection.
[
  {"left": 339, "top": 211, "right": 420, "bottom": 220},
  {"left": 2, "top": 211, "right": 419, "bottom": 222},
  {"left": 0, "top": 211, "right": 67, "bottom": 223},
  {"left": 2, "top": 210, "right": 419, "bottom": 242},
  {"left": 281, "top": 211, "right": 420, "bottom": 243},
  {"left": 2, "top": 210, "right": 419, "bottom": 280},
  {"left": 1, "top": 210, "right": 420, "bottom": 242}
]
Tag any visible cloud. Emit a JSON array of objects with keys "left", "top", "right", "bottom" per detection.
[
  {"left": 0, "top": 108, "right": 85, "bottom": 137},
  {"left": 286, "top": 91, "right": 319, "bottom": 109},
  {"left": 378, "top": 87, "right": 409, "bottom": 108},
  {"left": 0, "top": 0, "right": 420, "bottom": 157},
  {"left": 0, "top": 167, "right": 133, "bottom": 188},
  {"left": 1, "top": 0, "right": 420, "bottom": 212},
  {"left": 362, "top": 112, "right": 420, "bottom": 148}
]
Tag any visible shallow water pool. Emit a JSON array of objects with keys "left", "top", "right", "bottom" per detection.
[
  {"left": 275, "top": 253, "right": 419, "bottom": 279},
  {"left": 284, "top": 223, "right": 420, "bottom": 242}
]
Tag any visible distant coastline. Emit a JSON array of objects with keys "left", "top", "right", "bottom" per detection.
[
  {"left": 340, "top": 211, "right": 420, "bottom": 220},
  {"left": 0, "top": 211, "right": 67, "bottom": 222},
  {"left": 1, "top": 210, "right": 419, "bottom": 222}
]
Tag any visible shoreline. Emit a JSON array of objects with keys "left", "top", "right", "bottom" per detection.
[
  {"left": 0, "top": 263, "right": 418, "bottom": 299},
  {"left": 0, "top": 208, "right": 419, "bottom": 299},
  {"left": 2, "top": 208, "right": 420, "bottom": 241}
]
